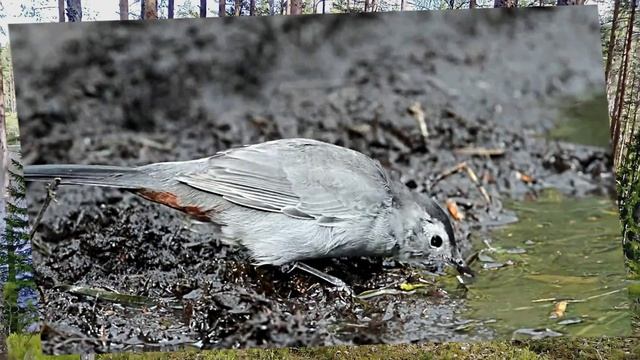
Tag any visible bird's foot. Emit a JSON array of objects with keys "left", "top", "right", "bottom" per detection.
[{"left": 290, "top": 262, "right": 354, "bottom": 297}]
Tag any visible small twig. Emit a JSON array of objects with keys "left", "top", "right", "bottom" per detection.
[
  {"left": 532, "top": 297, "right": 557, "bottom": 303},
  {"left": 454, "top": 147, "right": 506, "bottom": 157},
  {"left": 483, "top": 239, "right": 496, "bottom": 251},
  {"left": 30, "top": 178, "right": 61, "bottom": 240},
  {"left": 408, "top": 102, "right": 429, "bottom": 145},
  {"left": 432, "top": 162, "right": 491, "bottom": 205},
  {"left": 432, "top": 162, "right": 467, "bottom": 184},
  {"left": 464, "top": 165, "right": 492, "bottom": 205},
  {"left": 567, "top": 288, "right": 624, "bottom": 303}
]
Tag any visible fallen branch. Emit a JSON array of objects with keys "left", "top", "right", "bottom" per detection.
[
  {"left": 30, "top": 178, "right": 61, "bottom": 241},
  {"left": 408, "top": 102, "right": 428, "bottom": 145},
  {"left": 432, "top": 161, "right": 491, "bottom": 206},
  {"left": 464, "top": 165, "right": 492, "bottom": 205},
  {"left": 432, "top": 162, "right": 467, "bottom": 184},
  {"left": 454, "top": 147, "right": 506, "bottom": 157}
]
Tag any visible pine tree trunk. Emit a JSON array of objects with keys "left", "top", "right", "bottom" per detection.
[
  {"left": 250, "top": 0, "right": 256, "bottom": 15},
  {"left": 619, "top": 69, "right": 638, "bottom": 164},
  {"left": 605, "top": 0, "right": 621, "bottom": 83},
  {"left": 290, "top": 0, "right": 302, "bottom": 14},
  {"left": 143, "top": 0, "right": 158, "bottom": 19},
  {"left": 400, "top": 0, "right": 405, "bottom": 10},
  {"left": 469, "top": 0, "right": 476, "bottom": 8},
  {"left": 58, "top": 0, "right": 65, "bottom": 22},
  {"left": 0, "top": 43, "right": 8, "bottom": 336},
  {"left": 269, "top": 0, "right": 275, "bottom": 15},
  {"left": 1, "top": 48, "right": 6, "bottom": 224},
  {"left": 234, "top": 0, "right": 242, "bottom": 15},
  {"left": 168, "top": 0, "right": 174, "bottom": 18},
  {"left": 200, "top": 0, "right": 207, "bottom": 17},
  {"left": 66, "top": 0, "right": 82, "bottom": 22},
  {"left": 556, "top": 0, "right": 584, "bottom": 4},
  {"left": 612, "top": 0, "right": 637, "bottom": 160},
  {"left": 120, "top": 0, "right": 129, "bottom": 20},
  {"left": 219, "top": 0, "right": 226, "bottom": 16},
  {"left": 494, "top": 0, "right": 518, "bottom": 7}
]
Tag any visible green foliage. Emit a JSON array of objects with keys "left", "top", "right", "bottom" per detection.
[
  {"left": 618, "top": 130, "right": 640, "bottom": 278},
  {"left": 6, "top": 333, "right": 79, "bottom": 360},
  {"left": 2, "top": 156, "right": 37, "bottom": 334}
]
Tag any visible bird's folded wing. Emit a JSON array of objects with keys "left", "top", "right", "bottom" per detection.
[{"left": 174, "top": 141, "right": 391, "bottom": 225}]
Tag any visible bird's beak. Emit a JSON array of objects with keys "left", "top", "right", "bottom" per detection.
[{"left": 450, "top": 257, "right": 475, "bottom": 277}]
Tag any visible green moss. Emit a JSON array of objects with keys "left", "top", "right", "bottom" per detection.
[
  {"left": 5, "top": 112, "right": 20, "bottom": 144},
  {"left": 523, "top": 337, "right": 637, "bottom": 360},
  {"left": 11, "top": 334, "right": 640, "bottom": 359}
]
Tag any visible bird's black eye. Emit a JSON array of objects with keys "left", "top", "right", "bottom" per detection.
[{"left": 430, "top": 235, "right": 443, "bottom": 248}]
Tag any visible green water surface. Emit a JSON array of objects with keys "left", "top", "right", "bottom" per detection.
[{"left": 462, "top": 189, "right": 630, "bottom": 338}]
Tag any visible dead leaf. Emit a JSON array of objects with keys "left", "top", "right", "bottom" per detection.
[
  {"left": 515, "top": 171, "right": 535, "bottom": 184},
  {"left": 550, "top": 301, "right": 568, "bottom": 319},
  {"left": 446, "top": 199, "right": 464, "bottom": 221}
]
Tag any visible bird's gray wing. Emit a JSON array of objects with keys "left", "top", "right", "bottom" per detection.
[{"left": 174, "top": 139, "right": 392, "bottom": 226}]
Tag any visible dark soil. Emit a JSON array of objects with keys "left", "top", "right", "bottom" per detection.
[{"left": 9, "top": 7, "right": 613, "bottom": 355}]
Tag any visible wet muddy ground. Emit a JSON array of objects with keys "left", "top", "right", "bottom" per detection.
[{"left": 9, "top": 7, "right": 614, "bottom": 355}]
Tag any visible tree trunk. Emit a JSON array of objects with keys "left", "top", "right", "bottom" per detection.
[
  {"left": 120, "top": 0, "right": 129, "bottom": 20},
  {"left": 219, "top": 0, "right": 226, "bottom": 16},
  {"left": 66, "top": 0, "right": 82, "bottom": 22},
  {"left": 629, "top": 97, "right": 640, "bottom": 159},
  {"left": 168, "top": 0, "right": 174, "bottom": 18},
  {"left": 493, "top": 0, "right": 517, "bottom": 6},
  {"left": 612, "top": 0, "right": 637, "bottom": 159},
  {"left": 370, "top": 0, "right": 376, "bottom": 11},
  {"left": 290, "top": 0, "right": 302, "bottom": 14},
  {"left": 556, "top": 0, "right": 584, "bottom": 4},
  {"left": 250, "top": 0, "right": 256, "bottom": 15},
  {"left": 143, "top": 0, "right": 158, "bottom": 19},
  {"left": 200, "top": 0, "right": 207, "bottom": 17},
  {"left": 58, "top": 0, "right": 65, "bottom": 22},
  {"left": 0, "top": 47, "right": 6, "bottom": 251},
  {"left": 234, "top": 0, "right": 242, "bottom": 15},
  {"left": 605, "top": 0, "right": 621, "bottom": 83},
  {"left": 469, "top": 0, "right": 476, "bottom": 8},
  {"left": 269, "top": 0, "right": 275, "bottom": 15},
  {"left": 364, "top": 0, "right": 369, "bottom": 11},
  {"left": 619, "top": 69, "right": 638, "bottom": 164},
  {"left": 400, "top": 0, "right": 405, "bottom": 10}
]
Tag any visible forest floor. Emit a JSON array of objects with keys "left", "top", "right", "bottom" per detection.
[{"left": 8, "top": 7, "right": 621, "bottom": 355}]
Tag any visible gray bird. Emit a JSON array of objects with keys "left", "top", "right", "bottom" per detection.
[{"left": 25, "top": 138, "right": 473, "bottom": 292}]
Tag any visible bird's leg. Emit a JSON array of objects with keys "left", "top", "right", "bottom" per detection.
[{"left": 289, "top": 262, "right": 353, "bottom": 297}]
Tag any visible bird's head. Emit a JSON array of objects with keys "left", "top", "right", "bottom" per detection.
[{"left": 393, "top": 192, "right": 474, "bottom": 277}]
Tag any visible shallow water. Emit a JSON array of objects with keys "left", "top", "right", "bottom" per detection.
[{"left": 460, "top": 189, "right": 630, "bottom": 338}]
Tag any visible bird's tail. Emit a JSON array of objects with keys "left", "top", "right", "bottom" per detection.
[{"left": 24, "top": 164, "right": 145, "bottom": 189}]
